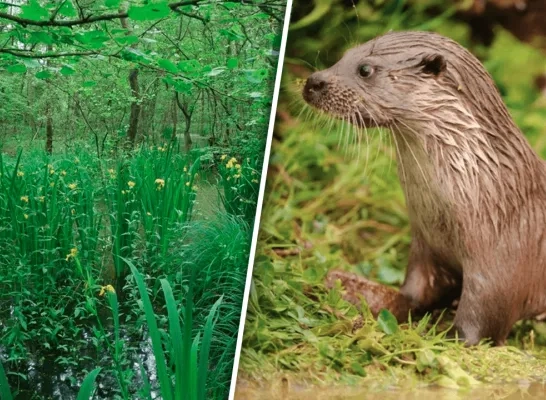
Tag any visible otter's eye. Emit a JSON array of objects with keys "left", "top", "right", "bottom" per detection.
[{"left": 359, "top": 64, "right": 373, "bottom": 78}]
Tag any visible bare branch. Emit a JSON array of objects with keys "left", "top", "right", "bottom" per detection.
[{"left": 0, "top": 48, "right": 96, "bottom": 58}]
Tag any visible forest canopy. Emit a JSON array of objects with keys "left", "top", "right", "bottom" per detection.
[{"left": 0, "top": 0, "right": 284, "bottom": 157}]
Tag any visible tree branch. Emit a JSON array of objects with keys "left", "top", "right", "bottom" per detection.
[
  {"left": 0, "top": 48, "right": 96, "bottom": 58},
  {"left": 0, "top": 0, "right": 279, "bottom": 27},
  {"left": 0, "top": 2, "right": 21, "bottom": 8}
]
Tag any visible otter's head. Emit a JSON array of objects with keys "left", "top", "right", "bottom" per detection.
[{"left": 302, "top": 31, "right": 499, "bottom": 131}]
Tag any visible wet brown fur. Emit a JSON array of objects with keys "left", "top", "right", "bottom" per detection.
[{"left": 303, "top": 31, "right": 546, "bottom": 345}]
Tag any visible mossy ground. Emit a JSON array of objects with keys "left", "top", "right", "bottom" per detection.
[{"left": 236, "top": 1, "right": 546, "bottom": 394}]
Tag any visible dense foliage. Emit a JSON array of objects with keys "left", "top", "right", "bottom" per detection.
[
  {"left": 0, "top": 0, "right": 283, "bottom": 158},
  {"left": 0, "top": 0, "right": 285, "bottom": 399}
]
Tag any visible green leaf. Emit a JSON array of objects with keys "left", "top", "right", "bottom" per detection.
[
  {"left": 124, "top": 259, "right": 174, "bottom": 400},
  {"left": 173, "top": 81, "right": 192, "bottom": 94},
  {"left": 0, "top": 359, "right": 13, "bottom": 400},
  {"left": 198, "top": 296, "right": 223, "bottom": 400},
  {"left": 35, "top": 70, "right": 53, "bottom": 80},
  {"left": 7, "top": 64, "right": 27, "bottom": 74},
  {"left": 82, "top": 81, "right": 97, "bottom": 88},
  {"left": 105, "top": 0, "right": 121, "bottom": 7},
  {"left": 350, "top": 361, "right": 367, "bottom": 377},
  {"left": 245, "top": 68, "right": 267, "bottom": 83},
  {"left": 60, "top": 65, "right": 76, "bottom": 76},
  {"left": 255, "top": 69, "right": 268, "bottom": 80},
  {"left": 115, "top": 35, "right": 139, "bottom": 45},
  {"left": 22, "top": 59, "right": 41, "bottom": 69},
  {"left": 206, "top": 67, "right": 225, "bottom": 77},
  {"left": 158, "top": 59, "right": 178, "bottom": 74},
  {"left": 59, "top": 1, "right": 77, "bottom": 18},
  {"left": 128, "top": 2, "right": 171, "bottom": 21},
  {"left": 177, "top": 59, "right": 200, "bottom": 73},
  {"left": 29, "top": 31, "right": 54, "bottom": 45},
  {"left": 226, "top": 57, "right": 238, "bottom": 69},
  {"left": 272, "top": 34, "right": 282, "bottom": 50},
  {"left": 223, "top": 2, "right": 240, "bottom": 9},
  {"left": 290, "top": 0, "right": 332, "bottom": 30},
  {"left": 160, "top": 280, "right": 185, "bottom": 400},
  {"left": 20, "top": 0, "right": 49, "bottom": 21},
  {"left": 75, "top": 30, "right": 109, "bottom": 49},
  {"left": 76, "top": 368, "right": 101, "bottom": 400},
  {"left": 377, "top": 309, "right": 398, "bottom": 335},
  {"left": 377, "top": 264, "right": 405, "bottom": 285},
  {"left": 219, "top": 28, "right": 244, "bottom": 41}
]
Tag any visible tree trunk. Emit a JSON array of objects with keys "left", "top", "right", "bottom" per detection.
[
  {"left": 175, "top": 93, "right": 193, "bottom": 152},
  {"left": 170, "top": 93, "right": 178, "bottom": 144},
  {"left": 183, "top": 118, "right": 192, "bottom": 152},
  {"left": 45, "top": 105, "right": 53, "bottom": 154},
  {"left": 120, "top": 4, "right": 141, "bottom": 147},
  {"left": 127, "top": 68, "right": 140, "bottom": 145},
  {"left": 45, "top": 45, "right": 53, "bottom": 154}
]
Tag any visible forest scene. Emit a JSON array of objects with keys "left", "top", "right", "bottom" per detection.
[
  {"left": 236, "top": 0, "right": 546, "bottom": 399},
  {"left": 0, "top": 0, "right": 285, "bottom": 399}
]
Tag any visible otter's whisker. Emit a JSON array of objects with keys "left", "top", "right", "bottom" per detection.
[
  {"left": 339, "top": 118, "right": 347, "bottom": 156},
  {"left": 353, "top": 109, "right": 367, "bottom": 169},
  {"left": 374, "top": 127, "right": 385, "bottom": 180},
  {"left": 386, "top": 126, "right": 395, "bottom": 177},
  {"left": 394, "top": 121, "right": 433, "bottom": 195},
  {"left": 390, "top": 126, "right": 407, "bottom": 191},
  {"left": 332, "top": 118, "right": 343, "bottom": 151},
  {"left": 357, "top": 105, "right": 376, "bottom": 175},
  {"left": 351, "top": 115, "right": 360, "bottom": 160},
  {"left": 343, "top": 118, "right": 351, "bottom": 157},
  {"left": 298, "top": 105, "right": 311, "bottom": 125}
]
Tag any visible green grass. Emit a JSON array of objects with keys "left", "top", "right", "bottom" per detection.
[
  {"left": 123, "top": 257, "right": 223, "bottom": 400},
  {"left": 175, "top": 213, "right": 252, "bottom": 396},
  {"left": 237, "top": 0, "right": 546, "bottom": 393}
]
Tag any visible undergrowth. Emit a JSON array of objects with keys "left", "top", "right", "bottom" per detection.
[{"left": 0, "top": 142, "right": 258, "bottom": 399}]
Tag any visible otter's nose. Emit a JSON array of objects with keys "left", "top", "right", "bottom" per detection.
[{"left": 303, "top": 72, "right": 328, "bottom": 102}]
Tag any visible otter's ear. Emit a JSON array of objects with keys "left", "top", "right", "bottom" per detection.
[{"left": 419, "top": 54, "right": 447, "bottom": 76}]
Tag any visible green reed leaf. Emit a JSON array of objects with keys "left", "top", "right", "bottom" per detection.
[{"left": 76, "top": 367, "right": 101, "bottom": 400}]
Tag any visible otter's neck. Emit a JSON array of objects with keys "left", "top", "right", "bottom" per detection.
[{"left": 393, "top": 111, "right": 543, "bottom": 224}]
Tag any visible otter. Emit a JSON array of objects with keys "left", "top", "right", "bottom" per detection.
[{"left": 302, "top": 30, "right": 546, "bottom": 346}]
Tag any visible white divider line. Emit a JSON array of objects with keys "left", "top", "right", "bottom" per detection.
[{"left": 227, "top": 1, "right": 294, "bottom": 398}]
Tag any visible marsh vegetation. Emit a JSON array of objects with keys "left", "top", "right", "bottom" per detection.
[{"left": 0, "top": 1, "right": 285, "bottom": 398}]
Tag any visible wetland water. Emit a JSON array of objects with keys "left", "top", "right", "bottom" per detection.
[{"left": 235, "top": 380, "right": 546, "bottom": 400}]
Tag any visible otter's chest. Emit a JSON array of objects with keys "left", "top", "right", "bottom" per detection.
[
  {"left": 396, "top": 142, "right": 464, "bottom": 255},
  {"left": 402, "top": 177, "right": 459, "bottom": 249}
]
